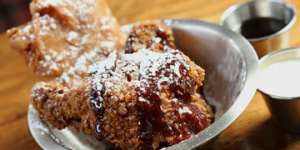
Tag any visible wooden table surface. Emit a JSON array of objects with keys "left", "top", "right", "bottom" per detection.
[{"left": 1, "top": 0, "right": 300, "bottom": 149}]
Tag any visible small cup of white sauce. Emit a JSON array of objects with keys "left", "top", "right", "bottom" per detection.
[{"left": 258, "top": 48, "right": 300, "bottom": 133}]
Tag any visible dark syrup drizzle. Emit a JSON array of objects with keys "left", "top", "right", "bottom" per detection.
[
  {"left": 136, "top": 57, "right": 210, "bottom": 149},
  {"left": 89, "top": 50, "right": 211, "bottom": 149}
]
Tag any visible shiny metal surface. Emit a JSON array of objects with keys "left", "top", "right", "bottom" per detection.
[
  {"left": 259, "top": 48, "right": 300, "bottom": 133},
  {"left": 28, "top": 19, "right": 259, "bottom": 150},
  {"left": 221, "top": 0, "right": 296, "bottom": 58}
]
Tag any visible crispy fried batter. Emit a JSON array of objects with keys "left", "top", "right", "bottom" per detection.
[
  {"left": 7, "top": 0, "right": 125, "bottom": 80},
  {"left": 31, "top": 23, "right": 213, "bottom": 150},
  {"left": 7, "top": 0, "right": 213, "bottom": 149},
  {"left": 125, "top": 23, "right": 176, "bottom": 53},
  {"left": 32, "top": 81, "right": 96, "bottom": 134}
]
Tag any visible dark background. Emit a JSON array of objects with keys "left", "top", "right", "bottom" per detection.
[{"left": 0, "top": 0, "right": 31, "bottom": 32}]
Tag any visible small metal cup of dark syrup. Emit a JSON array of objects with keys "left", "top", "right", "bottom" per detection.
[{"left": 221, "top": 0, "right": 296, "bottom": 58}]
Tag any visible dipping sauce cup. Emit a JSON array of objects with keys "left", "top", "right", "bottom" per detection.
[
  {"left": 258, "top": 48, "right": 300, "bottom": 133},
  {"left": 221, "top": 0, "right": 296, "bottom": 58}
]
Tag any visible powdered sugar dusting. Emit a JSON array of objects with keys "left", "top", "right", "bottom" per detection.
[
  {"left": 89, "top": 46, "right": 194, "bottom": 103},
  {"left": 8, "top": 0, "right": 123, "bottom": 81},
  {"left": 27, "top": 20, "right": 212, "bottom": 148},
  {"left": 178, "top": 106, "right": 192, "bottom": 114}
]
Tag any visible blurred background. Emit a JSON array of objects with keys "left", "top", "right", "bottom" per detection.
[
  {"left": 0, "top": 0, "right": 31, "bottom": 32},
  {"left": 0, "top": 0, "right": 293, "bottom": 32}
]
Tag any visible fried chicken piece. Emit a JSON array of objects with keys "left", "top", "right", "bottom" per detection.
[
  {"left": 7, "top": 0, "right": 125, "bottom": 81},
  {"left": 32, "top": 81, "right": 97, "bottom": 134},
  {"left": 125, "top": 23, "right": 176, "bottom": 53},
  {"left": 32, "top": 24, "right": 214, "bottom": 150},
  {"left": 7, "top": 0, "right": 214, "bottom": 149}
]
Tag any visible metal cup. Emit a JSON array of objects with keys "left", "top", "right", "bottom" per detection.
[
  {"left": 221, "top": 0, "right": 296, "bottom": 58},
  {"left": 258, "top": 48, "right": 300, "bottom": 133}
]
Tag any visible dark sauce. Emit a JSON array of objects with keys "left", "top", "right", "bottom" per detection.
[
  {"left": 89, "top": 50, "right": 211, "bottom": 149},
  {"left": 136, "top": 60, "right": 210, "bottom": 149},
  {"left": 241, "top": 17, "right": 286, "bottom": 39},
  {"left": 136, "top": 85, "right": 166, "bottom": 149},
  {"left": 90, "top": 72, "right": 106, "bottom": 139}
]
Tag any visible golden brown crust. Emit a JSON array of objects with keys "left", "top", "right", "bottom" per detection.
[
  {"left": 31, "top": 81, "right": 97, "bottom": 135},
  {"left": 7, "top": 0, "right": 125, "bottom": 80},
  {"left": 9, "top": 0, "right": 214, "bottom": 149},
  {"left": 125, "top": 23, "right": 176, "bottom": 53},
  {"left": 31, "top": 23, "right": 213, "bottom": 149},
  {"left": 100, "top": 82, "right": 141, "bottom": 149}
]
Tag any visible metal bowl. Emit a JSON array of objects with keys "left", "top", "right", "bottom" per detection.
[{"left": 28, "top": 19, "right": 259, "bottom": 150}]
